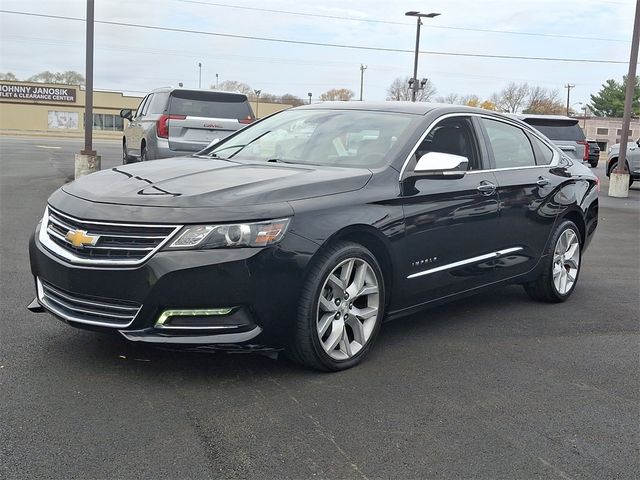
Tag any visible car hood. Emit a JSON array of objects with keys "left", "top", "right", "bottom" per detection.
[{"left": 62, "top": 157, "right": 372, "bottom": 207}]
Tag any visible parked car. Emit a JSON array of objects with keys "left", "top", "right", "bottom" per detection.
[
  {"left": 587, "top": 140, "right": 600, "bottom": 168},
  {"left": 120, "top": 87, "right": 254, "bottom": 162},
  {"left": 29, "top": 103, "right": 599, "bottom": 371},
  {"left": 607, "top": 138, "right": 640, "bottom": 186},
  {"left": 513, "top": 114, "right": 590, "bottom": 165}
]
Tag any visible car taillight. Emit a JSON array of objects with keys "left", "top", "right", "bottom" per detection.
[
  {"left": 238, "top": 116, "right": 254, "bottom": 124},
  {"left": 578, "top": 140, "right": 589, "bottom": 161},
  {"left": 156, "top": 114, "right": 186, "bottom": 138}
]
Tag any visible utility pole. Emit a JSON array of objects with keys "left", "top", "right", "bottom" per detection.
[
  {"left": 609, "top": 0, "right": 640, "bottom": 198},
  {"left": 405, "top": 11, "right": 440, "bottom": 102},
  {"left": 75, "top": 0, "right": 100, "bottom": 178},
  {"left": 564, "top": 83, "right": 575, "bottom": 116},
  {"left": 198, "top": 62, "right": 202, "bottom": 88},
  {"left": 359, "top": 64, "right": 367, "bottom": 101},
  {"left": 215, "top": 73, "right": 219, "bottom": 89}
]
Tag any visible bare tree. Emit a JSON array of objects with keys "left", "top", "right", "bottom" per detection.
[
  {"left": 523, "top": 86, "right": 565, "bottom": 114},
  {"left": 492, "top": 82, "right": 530, "bottom": 113},
  {"left": 27, "top": 70, "right": 85, "bottom": 85},
  {"left": 319, "top": 88, "right": 355, "bottom": 101},
  {"left": 386, "top": 76, "right": 436, "bottom": 102},
  {"left": 280, "top": 93, "right": 305, "bottom": 106},
  {"left": 216, "top": 80, "right": 253, "bottom": 96},
  {"left": 0, "top": 72, "right": 18, "bottom": 81},
  {"left": 436, "top": 92, "right": 460, "bottom": 104}
]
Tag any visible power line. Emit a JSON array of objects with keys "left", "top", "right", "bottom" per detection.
[
  {"left": 174, "top": 0, "right": 630, "bottom": 43},
  {"left": 0, "top": 9, "right": 632, "bottom": 65}
]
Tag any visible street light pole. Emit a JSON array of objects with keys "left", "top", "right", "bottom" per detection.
[
  {"left": 76, "top": 0, "right": 100, "bottom": 178},
  {"left": 609, "top": 0, "right": 640, "bottom": 198},
  {"left": 564, "top": 83, "right": 575, "bottom": 116},
  {"left": 198, "top": 62, "right": 202, "bottom": 88},
  {"left": 215, "top": 73, "right": 219, "bottom": 89},
  {"left": 359, "top": 64, "right": 367, "bottom": 101},
  {"left": 308, "top": 92, "right": 312, "bottom": 104},
  {"left": 405, "top": 11, "right": 440, "bottom": 102}
]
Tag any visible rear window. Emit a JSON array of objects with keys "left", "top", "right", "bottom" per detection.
[
  {"left": 169, "top": 91, "right": 253, "bottom": 119},
  {"left": 523, "top": 119, "right": 585, "bottom": 141}
]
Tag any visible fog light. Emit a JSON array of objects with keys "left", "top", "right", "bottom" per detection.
[{"left": 155, "top": 308, "right": 238, "bottom": 330}]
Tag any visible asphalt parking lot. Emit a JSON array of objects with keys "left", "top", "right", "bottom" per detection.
[{"left": 1, "top": 135, "right": 638, "bottom": 479}]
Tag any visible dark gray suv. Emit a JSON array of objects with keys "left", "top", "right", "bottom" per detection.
[{"left": 120, "top": 88, "right": 254, "bottom": 162}]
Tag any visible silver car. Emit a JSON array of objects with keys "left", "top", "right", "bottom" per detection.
[
  {"left": 120, "top": 88, "right": 254, "bottom": 162},
  {"left": 512, "top": 114, "right": 589, "bottom": 164},
  {"left": 607, "top": 138, "right": 640, "bottom": 186}
]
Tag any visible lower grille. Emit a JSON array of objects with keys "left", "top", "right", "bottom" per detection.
[{"left": 37, "top": 278, "right": 142, "bottom": 328}]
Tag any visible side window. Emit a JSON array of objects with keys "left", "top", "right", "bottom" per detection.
[
  {"left": 414, "top": 116, "right": 481, "bottom": 170},
  {"left": 481, "top": 118, "right": 536, "bottom": 169},
  {"left": 530, "top": 135, "right": 554, "bottom": 165},
  {"left": 140, "top": 94, "right": 153, "bottom": 116},
  {"left": 148, "top": 92, "right": 169, "bottom": 114},
  {"left": 134, "top": 95, "right": 149, "bottom": 119}
]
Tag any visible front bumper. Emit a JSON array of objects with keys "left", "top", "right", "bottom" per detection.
[{"left": 29, "top": 223, "right": 319, "bottom": 346}]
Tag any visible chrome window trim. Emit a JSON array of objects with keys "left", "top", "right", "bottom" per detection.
[
  {"left": 407, "top": 247, "right": 523, "bottom": 279},
  {"left": 37, "top": 278, "right": 142, "bottom": 328},
  {"left": 39, "top": 206, "right": 182, "bottom": 267},
  {"left": 398, "top": 112, "right": 559, "bottom": 181}
]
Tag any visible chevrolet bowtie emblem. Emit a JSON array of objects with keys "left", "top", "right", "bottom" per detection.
[{"left": 65, "top": 229, "right": 99, "bottom": 248}]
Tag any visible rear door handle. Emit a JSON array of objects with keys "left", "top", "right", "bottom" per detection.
[
  {"left": 536, "top": 176, "right": 550, "bottom": 186},
  {"left": 477, "top": 181, "right": 496, "bottom": 196}
]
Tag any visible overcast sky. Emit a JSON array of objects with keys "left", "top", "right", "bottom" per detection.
[{"left": 0, "top": 0, "right": 636, "bottom": 105}]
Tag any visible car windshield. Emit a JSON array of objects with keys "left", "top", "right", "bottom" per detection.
[{"left": 205, "top": 109, "right": 418, "bottom": 168}]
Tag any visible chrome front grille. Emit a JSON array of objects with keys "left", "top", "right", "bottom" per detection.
[
  {"left": 39, "top": 206, "right": 181, "bottom": 266},
  {"left": 37, "top": 278, "right": 142, "bottom": 327}
]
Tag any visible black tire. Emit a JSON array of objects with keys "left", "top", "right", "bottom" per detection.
[
  {"left": 287, "top": 241, "right": 385, "bottom": 371},
  {"left": 140, "top": 143, "right": 148, "bottom": 162},
  {"left": 524, "top": 220, "right": 581, "bottom": 303},
  {"left": 122, "top": 141, "right": 132, "bottom": 164},
  {"left": 589, "top": 159, "right": 598, "bottom": 168},
  {"left": 608, "top": 161, "right": 634, "bottom": 186}
]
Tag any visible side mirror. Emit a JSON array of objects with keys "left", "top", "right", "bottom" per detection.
[
  {"left": 412, "top": 152, "right": 468, "bottom": 179},
  {"left": 120, "top": 109, "right": 133, "bottom": 120}
]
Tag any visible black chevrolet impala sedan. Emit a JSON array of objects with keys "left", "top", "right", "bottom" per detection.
[{"left": 29, "top": 102, "right": 599, "bottom": 371}]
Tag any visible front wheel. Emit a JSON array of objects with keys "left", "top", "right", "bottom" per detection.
[
  {"left": 524, "top": 220, "right": 581, "bottom": 303},
  {"left": 140, "top": 144, "right": 148, "bottom": 162},
  {"left": 122, "top": 142, "right": 133, "bottom": 164},
  {"left": 288, "top": 242, "right": 385, "bottom": 371}
]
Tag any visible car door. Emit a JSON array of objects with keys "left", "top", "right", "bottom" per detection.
[
  {"left": 127, "top": 94, "right": 150, "bottom": 157},
  {"left": 399, "top": 115, "right": 501, "bottom": 306},
  {"left": 478, "top": 117, "right": 564, "bottom": 279}
]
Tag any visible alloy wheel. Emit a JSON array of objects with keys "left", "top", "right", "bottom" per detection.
[
  {"left": 316, "top": 257, "right": 380, "bottom": 360},
  {"left": 552, "top": 229, "right": 580, "bottom": 295}
]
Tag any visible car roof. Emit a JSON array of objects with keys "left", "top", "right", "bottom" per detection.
[
  {"left": 298, "top": 101, "right": 504, "bottom": 116},
  {"left": 509, "top": 113, "right": 579, "bottom": 124},
  {"left": 149, "top": 87, "right": 248, "bottom": 98}
]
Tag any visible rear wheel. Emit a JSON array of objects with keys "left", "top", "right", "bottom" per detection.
[
  {"left": 524, "top": 220, "right": 581, "bottom": 303},
  {"left": 122, "top": 141, "right": 133, "bottom": 164},
  {"left": 288, "top": 241, "right": 385, "bottom": 371}
]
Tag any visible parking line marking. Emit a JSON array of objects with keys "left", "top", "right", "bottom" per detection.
[{"left": 36, "top": 145, "right": 62, "bottom": 149}]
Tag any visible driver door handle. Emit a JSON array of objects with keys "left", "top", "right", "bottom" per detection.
[
  {"left": 536, "top": 176, "right": 550, "bottom": 186},
  {"left": 477, "top": 181, "right": 496, "bottom": 196}
]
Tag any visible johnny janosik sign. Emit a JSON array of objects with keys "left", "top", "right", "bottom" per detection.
[{"left": 0, "top": 83, "right": 76, "bottom": 103}]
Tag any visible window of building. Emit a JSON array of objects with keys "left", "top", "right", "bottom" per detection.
[
  {"left": 616, "top": 129, "right": 633, "bottom": 137},
  {"left": 92, "top": 113, "right": 124, "bottom": 131},
  {"left": 596, "top": 127, "right": 608, "bottom": 136}
]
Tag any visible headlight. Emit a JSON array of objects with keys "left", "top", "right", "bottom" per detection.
[{"left": 168, "top": 218, "right": 290, "bottom": 249}]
